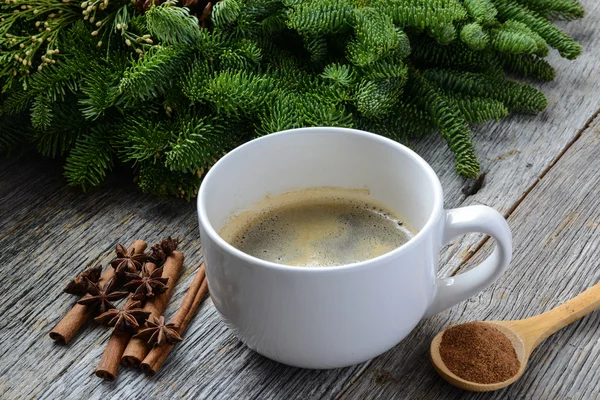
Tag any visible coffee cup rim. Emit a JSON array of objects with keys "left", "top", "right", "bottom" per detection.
[{"left": 197, "top": 127, "right": 444, "bottom": 272}]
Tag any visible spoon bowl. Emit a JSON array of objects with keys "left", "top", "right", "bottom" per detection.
[
  {"left": 430, "top": 281, "right": 600, "bottom": 392},
  {"left": 430, "top": 321, "right": 529, "bottom": 392}
]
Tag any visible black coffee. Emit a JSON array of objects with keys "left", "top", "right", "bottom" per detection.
[{"left": 219, "top": 187, "right": 414, "bottom": 267}]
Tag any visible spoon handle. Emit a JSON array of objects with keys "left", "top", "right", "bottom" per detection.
[{"left": 511, "top": 282, "right": 600, "bottom": 350}]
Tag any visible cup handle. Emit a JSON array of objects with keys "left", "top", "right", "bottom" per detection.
[{"left": 424, "top": 205, "right": 512, "bottom": 318}]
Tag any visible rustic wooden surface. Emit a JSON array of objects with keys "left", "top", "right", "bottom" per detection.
[
  {"left": 1, "top": 3, "right": 599, "bottom": 398},
  {"left": 343, "top": 114, "right": 600, "bottom": 400}
]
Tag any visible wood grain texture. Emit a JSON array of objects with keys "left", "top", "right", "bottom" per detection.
[
  {"left": 0, "top": 2, "right": 599, "bottom": 398},
  {"left": 342, "top": 114, "right": 600, "bottom": 399},
  {"left": 0, "top": 159, "right": 363, "bottom": 399},
  {"left": 338, "top": 4, "right": 600, "bottom": 397},
  {"left": 417, "top": 2, "right": 600, "bottom": 277}
]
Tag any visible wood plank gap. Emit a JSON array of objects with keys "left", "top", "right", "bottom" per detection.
[
  {"left": 342, "top": 98, "right": 600, "bottom": 400},
  {"left": 448, "top": 107, "right": 600, "bottom": 278},
  {"left": 331, "top": 106, "right": 600, "bottom": 400}
]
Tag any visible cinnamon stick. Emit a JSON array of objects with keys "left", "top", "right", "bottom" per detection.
[
  {"left": 49, "top": 240, "right": 147, "bottom": 344},
  {"left": 140, "top": 264, "right": 208, "bottom": 377},
  {"left": 95, "top": 295, "right": 137, "bottom": 381},
  {"left": 97, "top": 252, "right": 183, "bottom": 379},
  {"left": 169, "top": 265, "right": 206, "bottom": 328},
  {"left": 95, "top": 334, "right": 130, "bottom": 381},
  {"left": 121, "top": 251, "right": 184, "bottom": 367},
  {"left": 95, "top": 262, "right": 159, "bottom": 380}
]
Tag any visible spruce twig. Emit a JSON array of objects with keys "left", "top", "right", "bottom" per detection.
[{"left": 0, "top": 0, "right": 586, "bottom": 195}]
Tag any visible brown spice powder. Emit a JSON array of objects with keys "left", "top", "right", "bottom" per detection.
[{"left": 439, "top": 322, "right": 520, "bottom": 384}]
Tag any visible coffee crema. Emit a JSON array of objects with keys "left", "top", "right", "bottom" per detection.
[{"left": 219, "top": 187, "right": 414, "bottom": 267}]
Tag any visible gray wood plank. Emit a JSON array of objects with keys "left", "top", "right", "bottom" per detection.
[
  {"left": 0, "top": 157, "right": 65, "bottom": 235},
  {"left": 0, "top": 160, "right": 365, "bottom": 400},
  {"left": 417, "top": 0, "right": 600, "bottom": 277},
  {"left": 338, "top": 3, "right": 600, "bottom": 397},
  {"left": 342, "top": 111, "right": 600, "bottom": 399},
  {"left": 0, "top": 1, "right": 599, "bottom": 398}
]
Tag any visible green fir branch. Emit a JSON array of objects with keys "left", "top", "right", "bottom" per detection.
[
  {"left": 64, "top": 126, "right": 113, "bottom": 191},
  {"left": 117, "top": 45, "right": 190, "bottom": 106},
  {"left": 116, "top": 117, "right": 172, "bottom": 163},
  {"left": 356, "top": 76, "right": 405, "bottom": 119},
  {"left": 165, "top": 115, "right": 234, "bottom": 173},
  {"left": 219, "top": 40, "right": 262, "bottom": 70},
  {"left": 359, "top": 100, "right": 436, "bottom": 140},
  {"left": 493, "top": 0, "right": 582, "bottom": 59},
  {"left": 424, "top": 68, "right": 547, "bottom": 113},
  {"left": 286, "top": 0, "right": 354, "bottom": 36},
  {"left": 347, "top": 7, "right": 405, "bottom": 67},
  {"left": 497, "top": 52, "right": 555, "bottom": 81},
  {"left": 212, "top": 0, "right": 243, "bottom": 28},
  {"left": 257, "top": 92, "right": 302, "bottom": 135},
  {"left": 408, "top": 72, "right": 480, "bottom": 178},
  {"left": 297, "top": 93, "right": 354, "bottom": 128},
  {"left": 514, "top": 0, "right": 584, "bottom": 20},
  {"left": 321, "top": 63, "right": 356, "bottom": 86},
  {"left": 460, "top": 22, "right": 489, "bottom": 51},
  {"left": 410, "top": 35, "right": 501, "bottom": 74},
  {"left": 138, "top": 161, "right": 201, "bottom": 199},
  {"left": 195, "top": 70, "right": 277, "bottom": 117},
  {"left": 463, "top": 0, "right": 498, "bottom": 24},
  {"left": 374, "top": 0, "right": 468, "bottom": 33},
  {"left": 446, "top": 94, "right": 509, "bottom": 123},
  {"left": 79, "top": 64, "right": 122, "bottom": 120},
  {"left": 491, "top": 20, "right": 548, "bottom": 56},
  {"left": 33, "top": 100, "right": 88, "bottom": 157},
  {"left": 146, "top": 2, "right": 202, "bottom": 45},
  {"left": 304, "top": 36, "right": 328, "bottom": 64},
  {"left": 0, "top": 0, "right": 587, "bottom": 196},
  {"left": 31, "top": 94, "right": 53, "bottom": 130}
]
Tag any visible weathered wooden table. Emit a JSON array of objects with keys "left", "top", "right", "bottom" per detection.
[{"left": 2, "top": 4, "right": 600, "bottom": 398}]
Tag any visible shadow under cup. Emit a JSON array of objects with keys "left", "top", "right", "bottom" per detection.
[{"left": 197, "top": 127, "right": 443, "bottom": 368}]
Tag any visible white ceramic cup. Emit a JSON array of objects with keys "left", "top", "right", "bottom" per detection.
[{"left": 197, "top": 127, "right": 512, "bottom": 369}]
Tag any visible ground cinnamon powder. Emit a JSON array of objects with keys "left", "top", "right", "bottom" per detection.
[{"left": 439, "top": 322, "right": 520, "bottom": 384}]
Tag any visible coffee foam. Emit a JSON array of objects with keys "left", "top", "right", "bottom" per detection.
[{"left": 218, "top": 187, "right": 415, "bottom": 267}]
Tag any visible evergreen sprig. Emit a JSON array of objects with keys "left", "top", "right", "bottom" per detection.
[
  {"left": 64, "top": 125, "right": 114, "bottom": 190},
  {"left": 0, "top": 0, "right": 585, "bottom": 197},
  {"left": 145, "top": 2, "right": 202, "bottom": 45}
]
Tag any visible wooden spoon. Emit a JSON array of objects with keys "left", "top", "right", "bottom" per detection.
[{"left": 430, "top": 282, "right": 600, "bottom": 392}]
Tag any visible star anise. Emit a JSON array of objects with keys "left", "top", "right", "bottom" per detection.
[
  {"left": 110, "top": 243, "right": 149, "bottom": 276},
  {"left": 94, "top": 301, "right": 151, "bottom": 333},
  {"left": 148, "top": 237, "right": 179, "bottom": 266},
  {"left": 133, "top": 316, "right": 182, "bottom": 346},
  {"left": 123, "top": 266, "right": 169, "bottom": 301},
  {"left": 77, "top": 278, "right": 129, "bottom": 314},
  {"left": 63, "top": 265, "right": 102, "bottom": 295}
]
